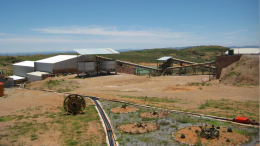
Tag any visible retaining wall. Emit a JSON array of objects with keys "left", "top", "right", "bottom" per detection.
[
  {"left": 117, "top": 66, "right": 136, "bottom": 75},
  {"left": 215, "top": 55, "right": 241, "bottom": 79}
]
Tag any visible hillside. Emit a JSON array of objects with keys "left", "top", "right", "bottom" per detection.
[
  {"left": 103, "top": 45, "right": 229, "bottom": 63},
  {"left": 219, "top": 55, "right": 259, "bottom": 85},
  {"left": 0, "top": 45, "right": 229, "bottom": 70}
]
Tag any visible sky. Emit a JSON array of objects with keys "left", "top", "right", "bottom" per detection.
[{"left": 0, "top": 0, "right": 259, "bottom": 53}]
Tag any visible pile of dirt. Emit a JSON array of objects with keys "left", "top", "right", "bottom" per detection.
[
  {"left": 140, "top": 111, "right": 169, "bottom": 118},
  {"left": 173, "top": 126, "right": 249, "bottom": 146},
  {"left": 220, "top": 55, "right": 259, "bottom": 85},
  {"left": 117, "top": 122, "right": 159, "bottom": 134},
  {"left": 110, "top": 106, "right": 138, "bottom": 113}
]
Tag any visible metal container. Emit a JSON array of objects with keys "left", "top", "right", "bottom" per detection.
[
  {"left": 228, "top": 50, "right": 234, "bottom": 55},
  {"left": 0, "top": 82, "right": 4, "bottom": 97},
  {"left": 100, "top": 61, "right": 116, "bottom": 71},
  {"left": 78, "top": 62, "right": 96, "bottom": 72}
]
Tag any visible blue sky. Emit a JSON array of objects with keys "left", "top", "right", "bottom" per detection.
[{"left": 0, "top": 0, "right": 259, "bottom": 53}]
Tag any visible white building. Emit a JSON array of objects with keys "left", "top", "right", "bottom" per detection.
[
  {"left": 225, "top": 48, "right": 259, "bottom": 55},
  {"left": 34, "top": 55, "right": 78, "bottom": 73},
  {"left": 12, "top": 61, "right": 35, "bottom": 77},
  {"left": 26, "top": 71, "right": 49, "bottom": 82}
]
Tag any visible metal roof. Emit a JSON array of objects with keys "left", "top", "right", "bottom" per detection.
[
  {"left": 73, "top": 48, "right": 119, "bottom": 55},
  {"left": 157, "top": 56, "right": 173, "bottom": 61},
  {"left": 225, "top": 48, "right": 260, "bottom": 54},
  {"left": 27, "top": 71, "right": 49, "bottom": 76},
  {"left": 35, "top": 55, "right": 77, "bottom": 64},
  {"left": 13, "top": 61, "right": 34, "bottom": 67},
  {"left": 9, "top": 75, "right": 26, "bottom": 80}
]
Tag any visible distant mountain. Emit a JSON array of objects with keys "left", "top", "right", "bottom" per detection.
[
  {"left": 227, "top": 46, "right": 259, "bottom": 48},
  {"left": 166, "top": 46, "right": 196, "bottom": 49},
  {"left": 116, "top": 48, "right": 146, "bottom": 52},
  {"left": 0, "top": 50, "right": 75, "bottom": 56}
]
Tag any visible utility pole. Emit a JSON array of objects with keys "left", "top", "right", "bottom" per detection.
[{"left": 238, "top": 45, "right": 239, "bottom": 55}]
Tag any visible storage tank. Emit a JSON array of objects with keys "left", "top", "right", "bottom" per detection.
[
  {"left": 0, "top": 82, "right": 3, "bottom": 97},
  {"left": 78, "top": 62, "right": 96, "bottom": 73},
  {"left": 100, "top": 61, "right": 116, "bottom": 71}
]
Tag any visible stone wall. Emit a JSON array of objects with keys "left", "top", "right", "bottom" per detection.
[
  {"left": 215, "top": 55, "right": 241, "bottom": 79},
  {"left": 117, "top": 66, "right": 136, "bottom": 75}
]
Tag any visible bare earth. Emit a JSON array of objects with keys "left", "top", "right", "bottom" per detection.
[
  {"left": 0, "top": 71, "right": 259, "bottom": 145},
  {"left": 174, "top": 126, "right": 249, "bottom": 146},
  {"left": 25, "top": 73, "right": 259, "bottom": 122},
  {"left": 0, "top": 89, "right": 106, "bottom": 145}
]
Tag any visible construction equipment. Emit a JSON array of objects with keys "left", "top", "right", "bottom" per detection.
[{"left": 63, "top": 94, "right": 86, "bottom": 115}]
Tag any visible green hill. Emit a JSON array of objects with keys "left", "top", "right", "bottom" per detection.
[
  {"left": 103, "top": 45, "right": 229, "bottom": 63},
  {"left": 0, "top": 45, "right": 229, "bottom": 70}
]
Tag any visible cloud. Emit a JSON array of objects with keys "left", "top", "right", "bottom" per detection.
[
  {"left": 0, "top": 37, "right": 74, "bottom": 44},
  {"left": 31, "top": 26, "right": 192, "bottom": 38},
  {"left": 222, "top": 30, "right": 247, "bottom": 36},
  {"left": 0, "top": 33, "right": 14, "bottom": 36},
  {"left": 0, "top": 26, "right": 195, "bottom": 44}
]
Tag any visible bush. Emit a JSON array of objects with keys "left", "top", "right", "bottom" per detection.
[{"left": 159, "top": 120, "right": 170, "bottom": 126}]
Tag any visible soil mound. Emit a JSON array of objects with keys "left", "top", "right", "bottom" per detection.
[
  {"left": 220, "top": 55, "right": 259, "bottom": 85},
  {"left": 117, "top": 122, "right": 159, "bottom": 134},
  {"left": 110, "top": 106, "right": 138, "bottom": 113},
  {"left": 173, "top": 126, "right": 249, "bottom": 146},
  {"left": 140, "top": 111, "right": 169, "bottom": 118}
]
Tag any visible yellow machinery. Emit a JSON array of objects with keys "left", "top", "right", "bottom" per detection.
[{"left": 63, "top": 94, "right": 86, "bottom": 115}]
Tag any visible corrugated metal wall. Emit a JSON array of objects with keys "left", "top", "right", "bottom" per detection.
[
  {"left": 13, "top": 65, "right": 34, "bottom": 77},
  {"left": 100, "top": 61, "right": 116, "bottom": 70},
  {"left": 34, "top": 57, "right": 78, "bottom": 73},
  {"left": 78, "top": 62, "right": 95, "bottom": 72},
  {"left": 34, "top": 62, "right": 53, "bottom": 73},
  {"left": 53, "top": 57, "right": 77, "bottom": 71}
]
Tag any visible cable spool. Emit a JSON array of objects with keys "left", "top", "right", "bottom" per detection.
[{"left": 63, "top": 94, "right": 86, "bottom": 115}]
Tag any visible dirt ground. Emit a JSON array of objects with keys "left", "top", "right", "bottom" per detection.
[
  {"left": 220, "top": 55, "right": 259, "bottom": 85},
  {"left": 140, "top": 111, "right": 169, "bottom": 118},
  {"left": 117, "top": 122, "right": 159, "bottom": 134},
  {"left": 25, "top": 73, "right": 259, "bottom": 122},
  {"left": 174, "top": 126, "right": 249, "bottom": 145},
  {"left": 110, "top": 106, "right": 138, "bottom": 113},
  {"left": 0, "top": 88, "right": 106, "bottom": 146}
]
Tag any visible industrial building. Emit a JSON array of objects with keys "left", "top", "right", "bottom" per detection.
[
  {"left": 8, "top": 48, "right": 120, "bottom": 83},
  {"left": 225, "top": 48, "right": 259, "bottom": 55},
  {"left": 74, "top": 48, "right": 119, "bottom": 76},
  {"left": 34, "top": 55, "right": 78, "bottom": 73},
  {"left": 9, "top": 61, "right": 35, "bottom": 81}
]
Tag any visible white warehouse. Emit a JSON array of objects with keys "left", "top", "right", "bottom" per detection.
[
  {"left": 12, "top": 61, "right": 35, "bottom": 77},
  {"left": 34, "top": 55, "right": 78, "bottom": 73}
]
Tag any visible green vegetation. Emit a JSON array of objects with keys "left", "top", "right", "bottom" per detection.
[
  {"left": 100, "top": 45, "right": 229, "bottom": 63},
  {"left": 159, "top": 120, "right": 170, "bottom": 126},
  {"left": 118, "top": 95, "right": 177, "bottom": 103},
  {"left": 228, "top": 71, "right": 241, "bottom": 77},
  {"left": 197, "top": 99, "right": 259, "bottom": 120},
  {"left": 0, "top": 104, "right": 106, "bottom": 145}
]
